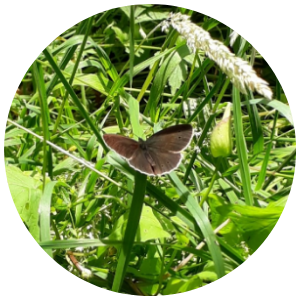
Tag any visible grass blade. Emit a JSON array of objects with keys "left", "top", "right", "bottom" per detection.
[
  {"left": 32, "top": 61, "right": 53, "bottom": 181},
  {"left": 39, "top": 181, "right": 57, "bottom": 256},
  {"left": 232, "top": 87, "right": 253, "bottom": 205},
  {"left": 168, "top": 173, "right": 226, "bottom": 278},
  {"left": 43, "top": 48, "right": 108, "bottom": 151},
  {"left": 112, "top": 172, "right": 147, "bottom": 292}
]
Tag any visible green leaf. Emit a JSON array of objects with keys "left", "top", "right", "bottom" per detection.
[
  {"left": 108, "top": 205, "right": 171, "bottom": 243},
  {"left": 162, "top": 274, "right": 203, "bottom": 295},
  {"left": 210, "top": 197, "right": 283, "bottom": 254},
  {"left": 6, "top": 165, "right": 42, "bottom": 241}
]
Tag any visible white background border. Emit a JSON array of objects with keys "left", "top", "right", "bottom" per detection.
[{"left": 1, "top": 1, "right": 298, "bottom": 299}]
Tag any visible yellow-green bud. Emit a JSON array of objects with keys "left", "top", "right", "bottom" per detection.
[{"left": 211, "top": 103, "right": 232, "bottom": 158}]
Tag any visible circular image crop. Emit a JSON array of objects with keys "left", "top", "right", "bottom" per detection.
[{"left": 5, "top": 4, "right": 295, "bottom": 295}]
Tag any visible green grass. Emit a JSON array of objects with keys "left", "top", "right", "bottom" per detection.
[{"left": 5, "top": 5, "right": 295, "bottom": 296}]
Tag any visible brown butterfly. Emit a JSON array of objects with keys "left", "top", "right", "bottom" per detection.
[{"left": 103, "top": 124, "right": 193, "bottom": 176}]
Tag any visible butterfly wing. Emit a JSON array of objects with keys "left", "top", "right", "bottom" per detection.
[
  {"left": 103, "top": 134, "right": 139, "bottom": 159},
  {"left": 146, "top": 149, "right": 182, "bottom": 175},
  {"left": 146, "top": 124, "right": 193, "bottom": 152},
  {"left": 127, "top": 148, "right": 155, "bottom": 175},
  {"left": 104, "top": 124, "right": 193, "bottom": 176}
]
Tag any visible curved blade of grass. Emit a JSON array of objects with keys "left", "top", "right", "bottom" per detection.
[
  {"left": 249, "top": 99, "right": 293, "bottom": 126},
  {"left": 112, "top": 172, "right": 147, "bottom": 292},
  {"left": 147, "top": 45, "right": 191, "bottom": 121},
  {"left": 168, "top": 172, "right": 225, "bottom": 278},
  {"left": 232, "top": 87, "right": 253, "bottom": 205},
  {"left": 53, "top": 16, "right": 94, "bottom": 135},
  {"left": 43, "top": 48, "right": 108, "bottom": 151},
  {"left": 75, "top": 175, "right": 89, "bottom": 227},
  {"left": 39, "top": 181, "right": 58, "bottom": 257},
  {"left": 46, "top": 20, "right": 87, "bottom": 96},
  {"left": 108, "top": 44, "right": 185, "bottom": 98}
]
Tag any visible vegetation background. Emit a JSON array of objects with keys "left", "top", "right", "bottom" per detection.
[{"left": 4, "top": 4, "right": 295, "bottom": 296}]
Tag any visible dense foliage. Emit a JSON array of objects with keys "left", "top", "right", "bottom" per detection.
[{"left": 5, "top": 5, "right": 295, "bottom": 295}]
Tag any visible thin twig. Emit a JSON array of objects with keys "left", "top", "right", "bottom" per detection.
[{"left": 7, "top": 119, "right": 132, "bottom": 194}]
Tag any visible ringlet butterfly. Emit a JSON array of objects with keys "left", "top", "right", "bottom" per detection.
[{"left": 103, "top": 124, "right": 193, "bottom": 176}]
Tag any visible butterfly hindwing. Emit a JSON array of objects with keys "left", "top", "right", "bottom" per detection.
[
  {"left": 128, "top": 148, "right": 155, "bottom": 175},
  {"left": 146, "top": 149, "right": 182, "bottom": 175}
]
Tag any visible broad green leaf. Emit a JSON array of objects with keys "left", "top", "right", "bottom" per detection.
[
  {"left": 162, "top": 275, "right": 203, "bottom": 295},
  {"left": 108, "top": 205, "right": 171, "bottom": 243},
  {"left": 210, "top": 197, "right": 283, "bottom": 254},
  {"left": 6, "top": 165, "right": 42, "bottom": 241}
]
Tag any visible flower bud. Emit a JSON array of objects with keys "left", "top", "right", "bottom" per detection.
[{"left": 211, "top": 103, "right": 232, "bottom": 157}]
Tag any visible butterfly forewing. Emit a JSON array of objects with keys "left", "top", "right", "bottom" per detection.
[
  {"left": 146, "top": 124, "right": 193, "bottom": 152},
  {"left": 103, "top": 134, "right": 139, "bottom": 159}
]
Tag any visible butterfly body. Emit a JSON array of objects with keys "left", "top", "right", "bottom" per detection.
[{"left": 103, "top": 124, "right": 193, "bottom": 176}]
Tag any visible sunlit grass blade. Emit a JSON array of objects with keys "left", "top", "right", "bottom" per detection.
[
  {"left": 32, "top": 61, "right": 53, "bottom": 181},
  {"left": 112, "top": 172, "right": 147, "bottom": 292},
  {"left": 187, "top": 74, "right": 224, "bottom": 123},
  {"left": 46, "top": 20, "right": 88, "bottom": 96},
  {"left": 246, "top": 97, "right": 264, "bottom": 154},
  {"left": 127, "top": 94, "right": 144, "bottom": 139},
  {"left": 52, "top": 16, "right": 93, "bottom": 135},
  {"left": 40, "top": 238, "right": 119, "bottom": 249},
  {"left": 232, "top": 87, "right": 253, "bottom": 205},
  {"left": 147, "top": 46, "right": 190, "bottom": 121},
  {"left": 255, "top": 112, "right": 278, "bottom": 190},
  {"left": 39, "top": 181, "right": 58, "bottom": 257},
  {"left": 168, "top": 173, "right": 226, "bottom": 279},
  {"left": 129, "top": 5, "right": 135, "bottom": 89}
]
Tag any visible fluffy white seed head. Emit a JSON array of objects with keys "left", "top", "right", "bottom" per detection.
[{"left": 162, "top": 13, "right": 273, "bottom": 100}]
